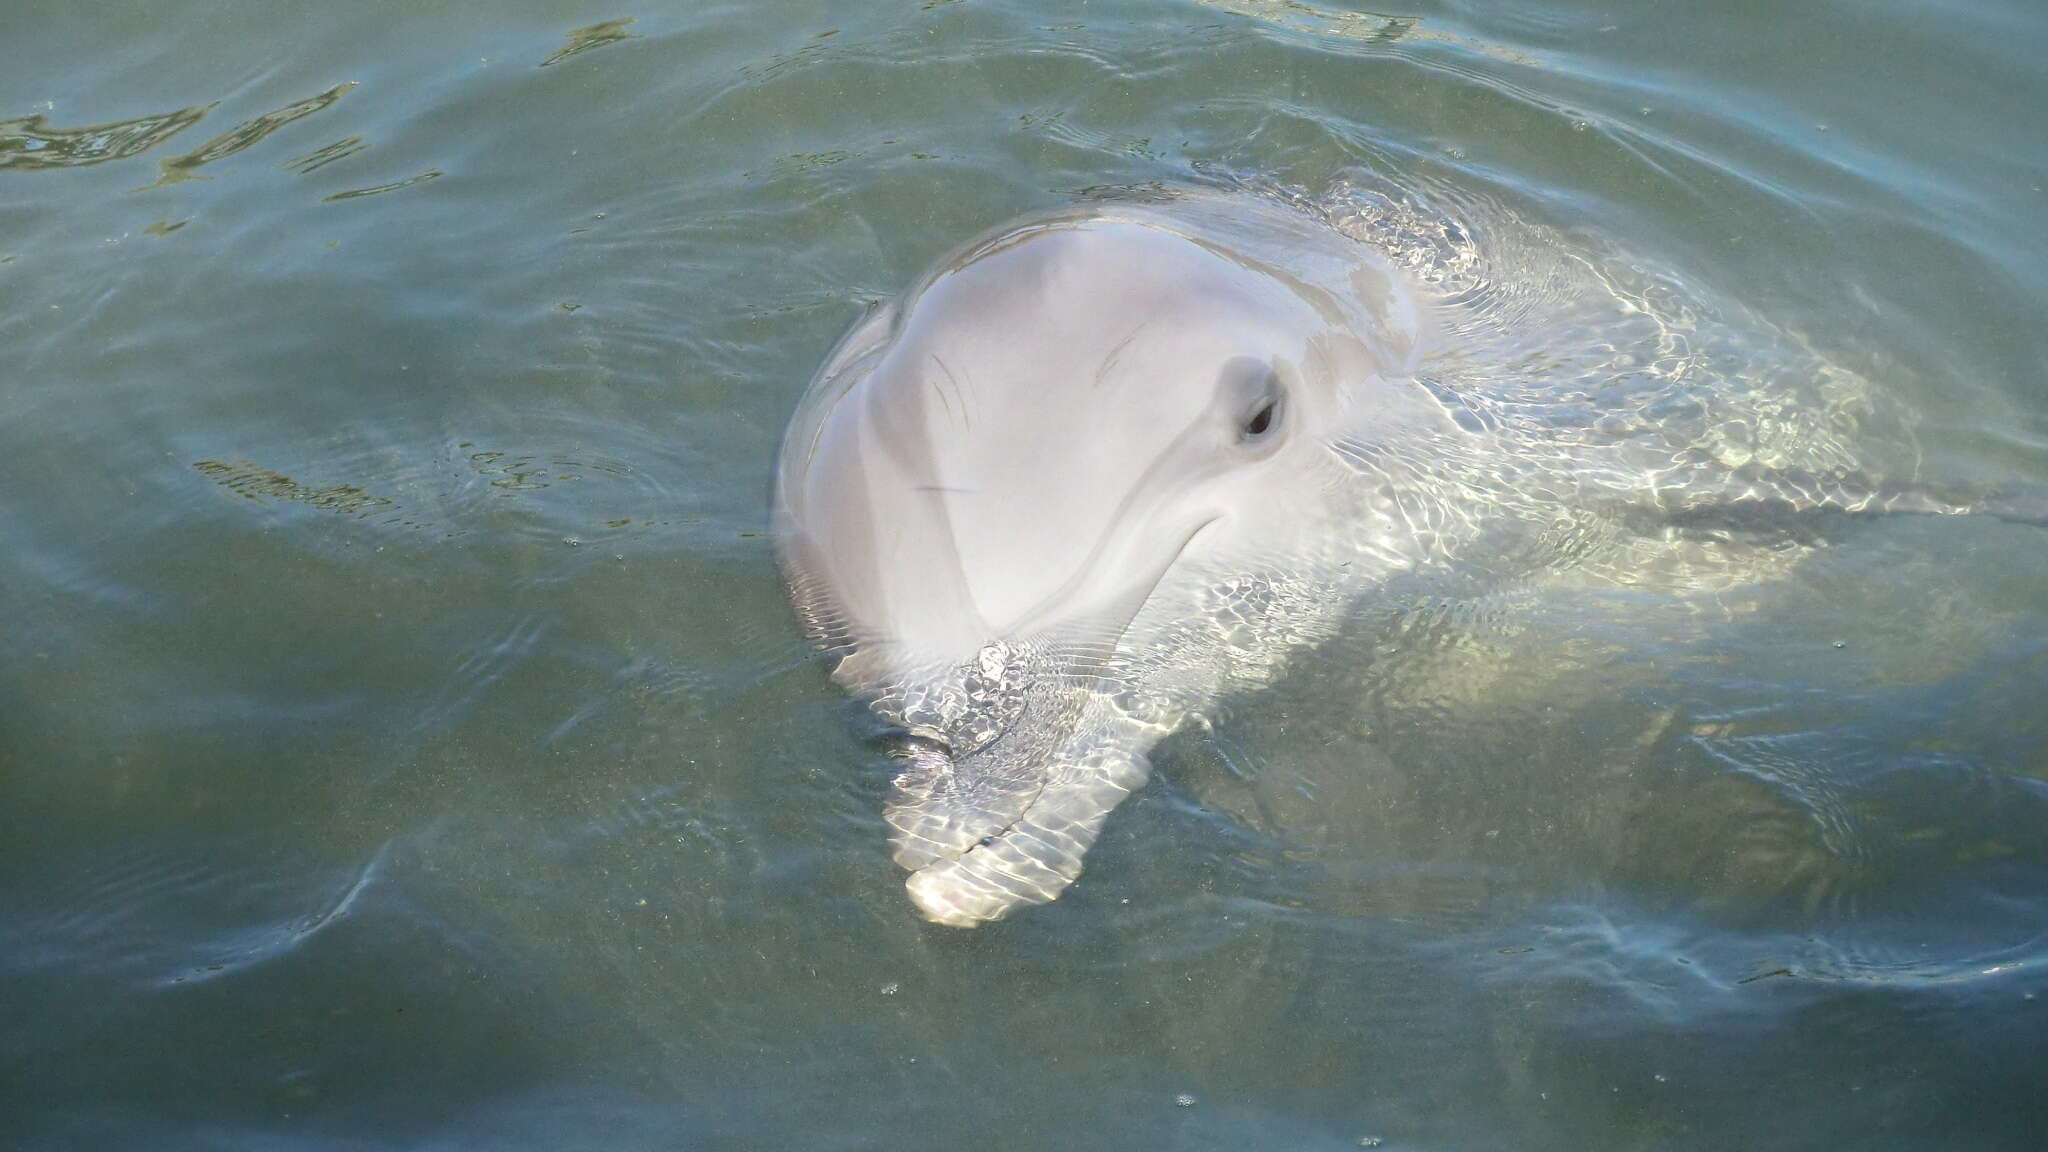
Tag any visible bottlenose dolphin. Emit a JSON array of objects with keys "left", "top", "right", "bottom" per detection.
[{"left": 772, "top": 191, "right": 2026, "bottom": 927}]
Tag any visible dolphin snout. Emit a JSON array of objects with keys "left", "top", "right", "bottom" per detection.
[{"left": 883, "top": 731, "right": 1047, "bottom": 872}]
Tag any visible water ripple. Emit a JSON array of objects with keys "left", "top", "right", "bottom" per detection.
[
  {"left": 0, "top": 103, "right": 212, "bottom": 171},
  {"left": 322, "top": 168, "right": 443, "bottom": 202},
  {"left": 194, "top": 458, "right": 430, "bottom": 530},
  {"left": 7, "top": 836, "right": 395, "bottom": 987},
  {"left": 152, "top": 840, "right": 391, "bottom": 988},
  {"left": 416, "top": 612, "right": 553, "bottom": 735},
  {"left": 541, "top": 17, "right": 640, "bottom": 68},
  {"left": 1196, "top": 0, "right": 1539, "bottom": 66},
  {"left": 138, "top": 82, "right": 355, "bottom": 190},
  {"left": 191, "top": 417, "right": 703, "bottom": 551},
  {"left": 285, "top": 133, "right": 367, "bottom": 174}
]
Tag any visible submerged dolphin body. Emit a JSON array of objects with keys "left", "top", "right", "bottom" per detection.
[{"left": 771, "top": 191, "right": 2011, "bottom": 926}]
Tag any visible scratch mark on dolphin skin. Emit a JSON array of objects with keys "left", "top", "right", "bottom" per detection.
[
  {"left": 929, "top": 353, "right": 971, "bottom": 431},
  {"left": 1093, "top": 319, "right": 1155, "bottom": 390},
  {"left": 927, "top": 364, "right": 956, "bottom": 425}
]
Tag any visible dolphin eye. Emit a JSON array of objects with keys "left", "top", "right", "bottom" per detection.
[
  {"left": 1218, "top": 356, "right": 1286, "bottom": 448},
  {"left": 1236, "top": 385, "right": 1284, "bottom": 445}
]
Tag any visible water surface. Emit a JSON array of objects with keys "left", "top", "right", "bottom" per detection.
[{"left": 4, "top": 0, "right": 2046, "bottom": 1148}]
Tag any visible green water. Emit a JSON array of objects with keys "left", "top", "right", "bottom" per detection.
[{"left": 4, "top": 1, "right": 2046, "bottom": 1148}]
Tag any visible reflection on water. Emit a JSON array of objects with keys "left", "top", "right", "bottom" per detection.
[
  {"left": 1196, "top": 0, "right": 1535, "bottom": 64},
  {"left": 1199, "top": 0, "right": 1420, "bottom": 47},
  {"left": 190, "top": 428, "right": 697, "bottom": 552},
  {"left": 0, "top": 103, "right": 211, "bottom": 171},
  {"left": 322, "top": 168, "right": 442, "bottom": 201},
  {"left": 540, "top": 17, "right": 639, "bottom": 68},
  {"left": 286, "top": 134, "right": 368, "bottom": 175},
  {"left": 139, "top": 82, "right": 355, "bottom": 189},
  {"left": 466, "top": 449, "right": 635, "bottom": 491},
  {"left": 3, "top": 0, "right": 2046, "bottom": 1148},
  {"left": 194, "top": 460, "right": 421, "bottom": 528}
]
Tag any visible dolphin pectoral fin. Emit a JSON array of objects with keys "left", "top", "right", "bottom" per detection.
[{"left": 902, "top": 751, "right": 1150, "bottom": 927}]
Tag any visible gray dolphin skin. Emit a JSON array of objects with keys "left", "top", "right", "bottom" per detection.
[
  {"left": 771, "top": 189, "right": 2021, "bottom": 927},
  {"left": 774, "top": 193, "right": 1464, "bottom": 925}
]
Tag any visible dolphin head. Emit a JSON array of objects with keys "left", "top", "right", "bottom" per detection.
[{"left": 774, "top": 196, "right": 1431, "bottom": 921}]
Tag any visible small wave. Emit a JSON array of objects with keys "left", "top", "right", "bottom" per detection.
[
  {"left": 194, "top": 418, "right": 704, "bottom": 550},
  {"left": 152, "top": 840, "right": 390, "bottom": 988},
  {"left": 540, "top": 17, "right": 640, "bottom": 68},
  {"left": 7, "top": 837, "right": 394, "bottom": 987},
  {"left": 285, "top": 134, "right": 367, "bottom": 175},
  {"left": 194, "top": 459, "right": 431, "bottom": 530},
  {"left": 415, "top": 612, "right": 553, "bottom": 735},
  {"left": 1195, "top": 0, "right": 1539, "bottom": 67},
  {"left": 321, "top": 168, "right": 442, "bottom": 202},
  {"left": 138, "top": 83, "right": 355, "bottom": 190}
]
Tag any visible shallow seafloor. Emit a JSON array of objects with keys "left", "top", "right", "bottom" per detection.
[{"left": 3, "top": 1, "right": 2046, "bottom": 1149}]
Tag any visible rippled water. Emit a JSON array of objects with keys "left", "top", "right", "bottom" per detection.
[{"left": 4, "top": 1, "right": 2045, "bottom": 1148}]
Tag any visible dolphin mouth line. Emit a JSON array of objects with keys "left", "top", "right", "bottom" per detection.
[{"left": 896, "top": 513, "right": 1223, "bottom": 880}]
